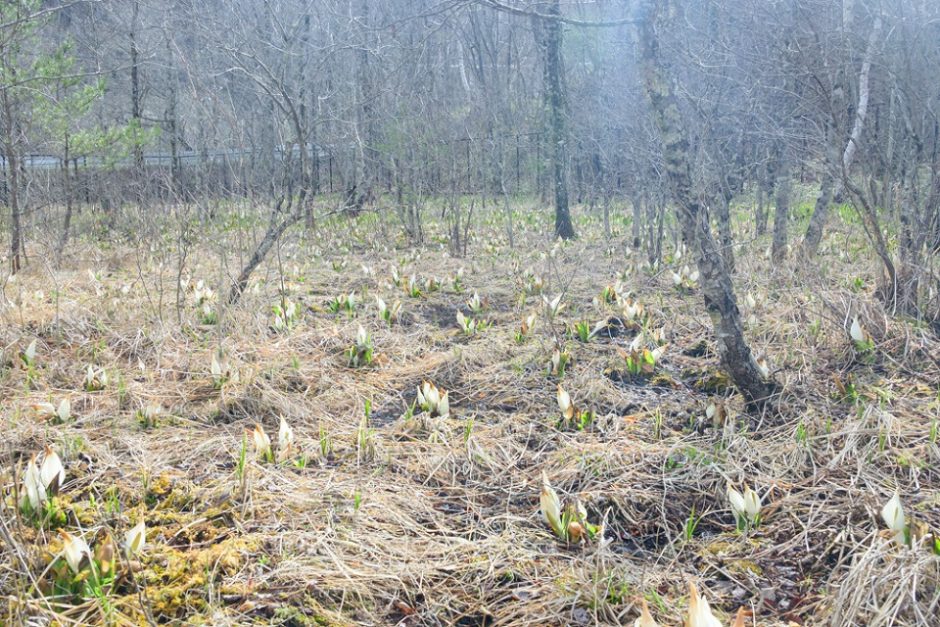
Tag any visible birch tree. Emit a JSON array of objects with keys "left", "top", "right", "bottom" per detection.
[{"left": 637, "top": 0, "right": 778, "bottom": 409}]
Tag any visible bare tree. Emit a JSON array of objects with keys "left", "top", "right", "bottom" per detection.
[
  {"left": 802, "top": 14, "right": 882, "bottom": 257},
  {"left": 535, "top": 0, "right": 574, "bottom": 240},
  {"left": 771, "top": 144, "right": 791, "bottom": 264},
  {"left": 839, "top": 6, "right": 937, "bottom": 318},
  {"left": 0, "top": 2, "right": 35, "bottom": 274},
  {"left": 210, "top": 0, "right": 322, "bottom": 303},
  {"left": 0, "top": 0, "right": 933, "bottom": 335},
  {"left": 637, "top": 0, "right": 777, "bottom": 409}
]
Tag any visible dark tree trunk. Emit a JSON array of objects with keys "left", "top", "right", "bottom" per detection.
[
  {"left": 228, "top": 192, "right": 305, "bottom": 305},
  {"left": 772, "top": 147, "right": 790, "bottom": 264},
  {"left": 755, "top": 171, "right": 768, "bottom": 236},
  {"left": 842, "top": 173, "right": 901, "bottom": 312},
  {"left": 632, "top": 194, "right": 643, "bottom": 248},
  {"left": 130, "top": 0, "right": 144, "bottom": 205},
  {"left": 802, "top": 17, "right": 880, "bottom": 257},
  {"left": 897, "top": 189, "right": 920, "bottom": 316},
  {"left": 2, "top": 88, "right": 22, "bottom": 274},
  {"left": 540, "top": 0, "right": 575, "bottom": 240},
  {"left": 353, "top": 0, "right": 377, "bottom": 209},
  {"left": 715, "top": 183, "right": 735, "bottom": 272},
  {"left": 300, "top": 12, "right": 315, "bottom": 229},
  {"left": 56, "top": 134, "right": 73, "bottom": 264},
  {"left": 165, "top": 37, "right": 183, "bottom": 199},
  {"left": 602, "top": 193, "right": 611, "bottom": 241},
  {"left": 802, "top": 170, "right": 836, "bottom": 257},
  {"left": 638, "top": 0, "right": 777, "bottom": 410},
  {"left": 647, "top": 193, "right": 664, "bottom": 265}
]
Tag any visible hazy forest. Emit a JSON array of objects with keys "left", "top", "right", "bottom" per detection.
[{"left": 1, "top": 0, "right": 939, "bottom": 625}]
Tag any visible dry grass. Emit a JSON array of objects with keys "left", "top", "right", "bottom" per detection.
[{"left": 1, "top": 206, "right": 938, "bottom": 626}]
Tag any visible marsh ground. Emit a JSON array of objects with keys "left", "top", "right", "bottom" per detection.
[{"left": 2, "top": 201, "right": 938, "bottom": 626}]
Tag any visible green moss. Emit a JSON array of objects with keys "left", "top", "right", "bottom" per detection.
[
  {"left": 70, "top": 500, "right": 97, "bottom": 527},
  {"left": 649, "top": 372, "right": 677, "bottom": 388},
  {"left": 701, "top": 540, "right": 735, "bottom": 556},
  {"left": 726, "top": 559, "right": 763, "bottom": 577},
  {"left": 145, "top": 473, "right": 196, "bottom": 510},
  {"left": 144, "top": 473, "right": 175, "bottom": 507},
  {"left": 142, "top": 535, "right": 260, "bottom": 619},
  {"left": 274, "top": 602, "right": 346, "bottom": 626},
  {"left": 683, "top": 367, "right": 732, "bottom": 394}
]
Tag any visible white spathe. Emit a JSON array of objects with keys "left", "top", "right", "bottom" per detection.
[
  {"left": 437, "top": 392, "right": 450, "bottom": 418},
  {"left": 688, "top": 582, "right": 723, "bottom": 627},
  {"left": 60, "top": 531, "right": 90, "bottom": 574},
  {"left": 57, "top": 398, "right": 71, "bottom": 422},
  {"left": 24, "top": 339, "right": 37, "bottom": 363},
  {"left": 633, "top": 598, "right": 659, "bottom": 627},
  {"left": 556, "top": 385, "right": 572, "bottom": 415},
  {"left": 540, "top": 471, "right": 564, "bottom": 538},
  {"left": 743, "top": 486, "right": 761, "bottom": 520},
  {"left": 125, "top": 520, "right": 147, "bottom": 556},
  {"left": 278, "top": 416, "right": 294, "bottom": 458},
  {"left": 252, "top": 423, "right": 272, "bottom": 459},
  {"left": 40, "top": 447, "right": 65, "bottom": 492},
  {"left": 727, "top": 485, "right": 746, "bottom": 520},
  {"left": 23, "top": 455, "right": 46, "bottom": 510},
  {"left": 880, "top": 491, "right": 906, "bottom": 546},
  {"left": 850, "top": 317, "right": 865, "bottom": 343}
]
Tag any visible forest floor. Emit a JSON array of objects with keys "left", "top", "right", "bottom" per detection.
[{"left": 1, "top": 203, "right": 939, "bottom": 626}]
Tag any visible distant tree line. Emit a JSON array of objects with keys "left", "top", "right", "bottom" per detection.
[{"left": 2, "top": 0, "right": 938, "bottom": 403}]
